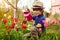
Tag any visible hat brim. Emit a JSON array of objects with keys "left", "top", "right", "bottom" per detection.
[
  {"left": 33, "top": 7, "right": 44, "bottom": 9},
  {"left": 32, "top": 5, "right": 44, "bottom": 9}
]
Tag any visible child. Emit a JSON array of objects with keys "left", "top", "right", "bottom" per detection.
[{"left": 24, "top": 1, "right": 46, "bottom": 40}]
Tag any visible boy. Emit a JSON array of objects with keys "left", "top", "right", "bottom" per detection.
[{"left": 24, "top": 1, "right": 45, "bottom": 40}]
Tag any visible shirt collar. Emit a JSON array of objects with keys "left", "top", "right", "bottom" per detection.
[{"left": 38, "top": 13, "right": 43, "bottom": 17}]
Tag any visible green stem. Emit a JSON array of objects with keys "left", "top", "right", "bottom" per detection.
[{"left": 8, "top": 33, "right": 10, "bottom": 40}]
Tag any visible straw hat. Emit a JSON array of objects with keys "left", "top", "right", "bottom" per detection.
[{"left": 33, "top": 1, "right": 44, "bottom": 9}]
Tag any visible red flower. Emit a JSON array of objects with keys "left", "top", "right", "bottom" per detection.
[
  {"left": 20, "top": 21, "right": 27, "bottom": 29},
  {"left": 20, "top": 20, "right": 27, "bottom": 25},
  {"left": 10, "top": 22, "right": 15, "bottom": 29},
  {"left": 57, "top": 17, "right": 60, "bottom": 23},
  {"left": 13, "top": 18, "right": 18, "bottom": 22},
  {"left": 20, "top": 21, "right": 23, "bottom": 25},
  {"left": 42, "top": 20, "right": 48, "bottom": 27},
  {"left": 50, "top": 21, "right": 54, "bottom": 25},
  {"left": 58, "top": 19, "right": 60, "bottom": 23},
  {"left": 12, "top": 22, "right": 15, "bottom": 26},
  {"left": 44, "top": 23, "right": 48, "bottom": 27},
  {"left": 22, "top": 25, "right": 27, "bottom": 29},
  {"left": 11, "top": 16, "right": 13, "bottom": 19},
  {"left": 50, "top": 18, "right": 56, "bottom": 25},
  {"left": 7, "top": 30, "right": 11, "bottom": 33},
  {"left": 5, "top": 26, "right": 8, "bottom": 28},
  {"left": 16, "top": 28, "right": 19, "bottom": 31},
  {"left": 3, "top": 18, "right": 7, "bottom": 24},
  {"left": 10, "top": 25, "right": 14, "bottom": 29}
]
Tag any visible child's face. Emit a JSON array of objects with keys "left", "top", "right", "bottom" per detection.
[{"left": 33, "top": 8, "right": 42, "bottom": 16}]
